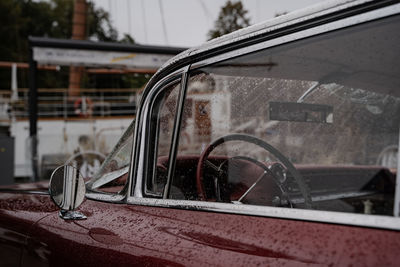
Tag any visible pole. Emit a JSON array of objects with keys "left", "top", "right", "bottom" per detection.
[
  {"left": 28, "top": 47, "right": 38, "bottom": 181},
  {"left": 69, "top": 0, "right": 87, "bottom": 97},
  {"left": 11, "top": 63, "right": 18, "bottom": 101}
]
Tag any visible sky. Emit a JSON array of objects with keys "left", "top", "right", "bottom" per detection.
[{"left": 92, "top": 0, "right": 328, "bottom": 48}]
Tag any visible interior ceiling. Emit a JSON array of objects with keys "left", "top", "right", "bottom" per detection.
[{"left": 210, "top": 15, "right": 400, "bottom": 97}]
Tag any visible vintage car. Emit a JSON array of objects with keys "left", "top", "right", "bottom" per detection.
[{"left": 1, "top": 0, "right": 400, "bottom": 266}]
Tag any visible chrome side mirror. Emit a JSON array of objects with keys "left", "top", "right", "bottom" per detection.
[{"left": 49, "top": 165, "right": 87, "bottom": 220}]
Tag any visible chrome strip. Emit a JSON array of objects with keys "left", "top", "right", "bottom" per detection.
[
  {"left": 394, "top": 124, "right": 400, "bottom": 216},
  {"left": 126, "top": 99, "right": 143, "bottom": 200},
  {"left": 163, "top": 65, "right": 190, "bottom": 199},
  {"left": 86, "top": 191, "right": 125, "bottom": 203},
  {"left": 190, "top": 3, "right": 400, "bottom": 71},
  {"left": 126, "top": 197, "right": 400, "bottom": 231},
  {"left": 148, "top": 79, "right": 182, "bottom": 195},
  {"left": 290, "top": 191, "right": 375, "bottom": 204},
  {"left": 0, "top": 188, "right": 49, "bottom": 195}
]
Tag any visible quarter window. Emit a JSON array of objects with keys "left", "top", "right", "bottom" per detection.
[
  {"left": 87, "top": 122, "right": 134, "bottom": 194},
  {"left": 146, "top": 80, "right": 181, "bottom": 196}
]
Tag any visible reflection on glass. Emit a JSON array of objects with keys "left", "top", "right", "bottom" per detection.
[{"left": 87, "top": 122, "right": 134, "bottom": 193}]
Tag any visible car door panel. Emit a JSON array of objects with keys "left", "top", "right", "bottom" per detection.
[
  {"left": 25, "top": 197, "right": 400, "bottom": 266},
  {"left": 0, "top": 192, "right": 58, "bottom": 267}
]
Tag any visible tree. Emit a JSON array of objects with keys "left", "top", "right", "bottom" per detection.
[
  {"left": 0, "top": 0, "right": 122, "bottom": 89},
  {"left": 86, "top": 1, "right": 118, "bottom": 42},
  {"left": 0, "top": 0, "right": 119, "bottom": 63},
  {"left": 119, "top": 33, "right": 135, "bottom": 44},
  {"left": 208, "top": 1, "right": 250, "bottom": 40}
]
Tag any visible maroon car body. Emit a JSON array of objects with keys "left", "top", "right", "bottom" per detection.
[
  {"left": 1, "top": 0, "right": 400, "bottom": 266},
  {"left": 1, "top": 188, "right": 400, "bottom": 266}
]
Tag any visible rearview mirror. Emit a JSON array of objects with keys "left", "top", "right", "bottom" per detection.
[
  {"left": 269, "top": 101, "right": 333, "bottom": 123},
  {"left": 49, "top": 165, "right": 87, "bottom": 220}
]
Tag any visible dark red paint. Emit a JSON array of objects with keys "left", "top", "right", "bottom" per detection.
[{"left": 0, "top": 183, "right": 400, "bottom": 266}]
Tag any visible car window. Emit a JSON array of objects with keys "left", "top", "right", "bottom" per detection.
[
  {"left": 145, "top": 81, "right": 181, "bottom": 196},
  {"left": 156, "top": 15, "right": 399, "bottom": 216},
  {"left": 86, "top": 121, "right": 134, "bottom": 193}
]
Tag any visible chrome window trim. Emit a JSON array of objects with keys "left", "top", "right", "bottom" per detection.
[
  {"left": 132, "top": 67, "right": 186, "bottom": 198},
  {"left": 0, "top": 189, "right": 49, "bottom": 195},
  {"left": 86, "top": 191, "right": 125, "bottom": 203},
  {"left": 190, "top": 3, "right": 400, "bottom": 71},
  {"left": 146, "top": 78, "right": 182, "bottom": 197},
  {"left": 395, "top": 125, "right": 400, "bottom": 216},
  {"left": 83, "top": 68, "right": 184, "bottom": 203},
  {"left": 126, "top": 197, "right": 400, "bottom": 231},
  {"left": 163, "top": 65, "right": 190, "bottom": 198}
]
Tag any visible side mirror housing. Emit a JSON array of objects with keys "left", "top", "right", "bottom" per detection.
[{"left": 49, "top": 165, "right": 87, "bottom": 220}]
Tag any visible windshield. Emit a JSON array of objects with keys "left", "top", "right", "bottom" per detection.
[{"left": 87, "top": 121, "right": 134, "bottom": 193}]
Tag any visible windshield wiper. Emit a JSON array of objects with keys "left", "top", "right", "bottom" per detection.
[{"left": 297, "top": 82, "right": 320, "bottom": 103}]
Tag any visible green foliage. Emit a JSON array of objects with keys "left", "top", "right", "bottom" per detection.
[
  {"left": 208, "top": 0, "right": 250, "bottom": 40},
  {"left": 119, "top": 33, "right": 135, "bottom": 44},
  {"left": 0, "top": 0, "right": 123, "bottom": 89},
  {"left": 0, "top": 0, "right": 23, "bottom": 62},
  {"left": 0, "top": 0, "right": 119, "bottom": 63},
  {"left": 87, "top": 1, "right": 118, "bottom": 42}
]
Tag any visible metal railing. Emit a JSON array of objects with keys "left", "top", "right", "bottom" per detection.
[{"left": 0, "top": 88, "right": 141, "bottom": 120}]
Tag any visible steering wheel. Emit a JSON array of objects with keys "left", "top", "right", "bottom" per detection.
[{"left": 196, "top": 134, "right": 312, "bottom": 209}]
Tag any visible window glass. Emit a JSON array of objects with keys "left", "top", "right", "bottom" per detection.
[
  {"left": 146, "top": 81, "right": 181, "bottom": 196},
  {"left": 166, "top": 15, "right": 399, "bottom": 216},
  {"left": 87, "top": 121, "right": 134, "bottom": 193}
]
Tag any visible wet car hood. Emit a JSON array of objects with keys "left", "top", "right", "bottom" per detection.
[{"left": 0, "top": 180, "right": 49, "bottom": 194}]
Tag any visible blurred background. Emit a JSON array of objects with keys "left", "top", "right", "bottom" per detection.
[{"left": 0, "top": 0, "right": 325, "bottom": 184}]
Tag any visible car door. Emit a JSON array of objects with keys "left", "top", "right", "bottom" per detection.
[
  {"left": 0, "top": 191, "right": 54, "bottom": 267},
  {"left": 129, "top": 6, "right": 400, "bottom": 266},
  {"left": 20, "top": 194, "right": 400, "bottom": 266}
]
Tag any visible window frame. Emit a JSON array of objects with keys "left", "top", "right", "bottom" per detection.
[
  {"left": 129, "top": 67, "right": 187, "bottom": 198},
  {"left": 126, "top": 3, "right": 400, "bottom": 230},
  {"left": 145, "top": 78, "right": 182, "bottom": 197}
]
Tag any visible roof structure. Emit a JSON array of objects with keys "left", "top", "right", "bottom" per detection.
[
  {"left": 29, "top": 37, "right": 188, "bottom": 69},
  {"left": 29, "top": 36, "right": 187, "bottom": 54},
  {"left": 149, "top": 0, "right": 383, "bottom": 81}
]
